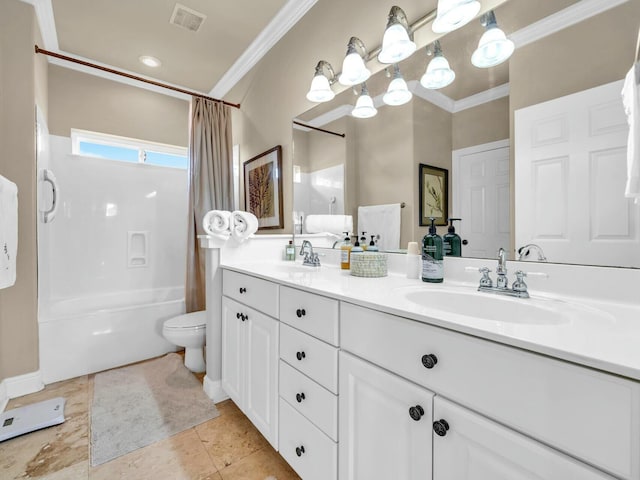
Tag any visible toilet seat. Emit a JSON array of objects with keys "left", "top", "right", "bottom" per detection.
[{"left": 164, "top": 311, "right": 207, "bottom": 330}]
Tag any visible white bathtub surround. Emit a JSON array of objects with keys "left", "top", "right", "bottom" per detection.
[
  {"left": 39, "top": 135, "right": 188, "bottom": 384},
  {"left": 0, "top": 174, "right": 18, "bottom": 289}
]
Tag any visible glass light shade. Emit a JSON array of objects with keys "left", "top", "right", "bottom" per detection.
[
  {"left": 432, "top": 0, "right": 481, "bottom": 33},
  {"left": 383, "top": 77, "right": 412, "bottom": 106},
  {"left": 378, "top": 24, "right": 417, "bottom": 64},
  {"left": 306, "top": 74, "right": 335, "bottom": 102},
  {"left": 338, "top": 52, "right": 371, "bottom": 86},
  {"left": 352, "top": 93, "right": 377, "bottom": 118},
  {"left": 420, "top": 55, "right": 456, "bottom": 89},
  {"left": 471, "top": 26, "right": 515, "bottom": 68}
]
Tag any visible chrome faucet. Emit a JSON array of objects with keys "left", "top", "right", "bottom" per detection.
[
  {"left": 496, "top": 247, "right": 508, "bottom": 289},
  {"left": 470, "top": 248, "right": 530, "bottom": 298},
  {"left": 517, "top": 244, "right": 547, "bottom": 262},
  {"left": 299, "top": 240, "right": 320, "bottom": 267}
]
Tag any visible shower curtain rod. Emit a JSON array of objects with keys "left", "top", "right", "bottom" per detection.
[
  {"left": 35, "top": 45, "right": 241, "bottom": 109},
  {"left": 292, "top": 120, "right": 345, "bottom": 138}
]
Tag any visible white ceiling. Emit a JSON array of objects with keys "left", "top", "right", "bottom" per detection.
[{"left": 24, "top": 0, "right": 317, "bottom": 98}]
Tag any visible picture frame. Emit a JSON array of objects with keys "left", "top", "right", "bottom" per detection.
[
  {"left": 243, "top": 145, "right": 284, "bottom": 230},
  {"left": 419, "top": 163, "right": 448, "bottom": 226}
]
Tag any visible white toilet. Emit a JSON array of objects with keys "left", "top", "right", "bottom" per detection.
[{"left": 162, "top": 311, "right": 207, "bottom": 373}]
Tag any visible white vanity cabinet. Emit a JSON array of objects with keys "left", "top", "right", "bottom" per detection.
[
  {"left": 221, "top": 271, "right": 279, "bottom": 448},
  {"left": 278, "top": 286, "right": 340, "bottom": 480},
  {"left": 340, "top": 302, "right": 640, "bottom": 480},
  {"left": 339, "top": 351, "right": 434, "bottom": 480}
]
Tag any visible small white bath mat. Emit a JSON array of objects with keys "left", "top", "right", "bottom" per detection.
[{"left": 90, "top": 353, "right": 219, "bottom": 466}]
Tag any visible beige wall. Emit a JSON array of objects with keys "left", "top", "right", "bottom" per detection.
[
  {"left": 48, "top": 65, "right": 189, "bottom": 146},
  {"left": 452, "top": 96, "right": 509, "bottom": 151},
  {"left": 0, "top": 0, "right": 46, "bottom": 382}
]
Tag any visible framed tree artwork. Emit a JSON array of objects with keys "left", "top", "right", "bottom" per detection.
[
  {"left": 243, "top": 145, "right": 284, "bottom": 230},
  {"left": 419, "top": 163, "right": 448, "bottom": 226}
]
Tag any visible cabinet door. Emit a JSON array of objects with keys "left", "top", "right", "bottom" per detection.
[
  {"left": 245, "top": 308, "right": 279, "bottom": 449},
  {"left": 221, "top": 296, "right": 244, "bottom": 407},
  {"left": 339, "top": 351, "right": 434, "bottom": 480},
  {"left": 433, "top": 397, "right": 616, "bottom": 480}
]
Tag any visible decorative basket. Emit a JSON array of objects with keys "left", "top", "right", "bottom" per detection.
[{"left": 350, "top": 252, "right": 388, "bottom": 278}]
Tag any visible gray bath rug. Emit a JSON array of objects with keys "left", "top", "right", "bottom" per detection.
[{"left": 90, "top": 353, "right": 219, "bottom": 466}]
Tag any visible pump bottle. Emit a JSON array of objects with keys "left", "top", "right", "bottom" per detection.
[
  {"left": 443, "top": 218, "right": 462, "bottom": 257},
  {"left": 422, "top": 218, "right": 444, "bottom": 283},
  {"left": 340, "top": 232, "right": 352, "bottom": 270}
]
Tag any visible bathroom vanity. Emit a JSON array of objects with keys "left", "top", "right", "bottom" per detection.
[{"left": 213, "top": 249, "right": 640, "bottom": 480}]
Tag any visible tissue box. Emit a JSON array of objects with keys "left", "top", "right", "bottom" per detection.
[{"left": 350, "top": 252, "right": 388, "bottom": 277}]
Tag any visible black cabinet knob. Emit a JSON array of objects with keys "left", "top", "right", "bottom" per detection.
[
  {"left": 296, "top": 392, "right": 306, "bottom": 403},
  {"left": 241, "top": 314, "right": 247, "bottom": 322},
  {"left": 433, "top": 419, "right": 450, "bottom": 437},
  {"left": 296, "top": 308, "right": 306, "bottom": 318},
  {"left": 295, "top": 445, "right": 305, "bottom": 457},
  {"left": 236, "top": 312, "right": 241, "bottom": 319},
  {"left": 409, "top": 405, "right": 425, "bottom": 421},
  {"left": 239, "top": 287, "right": 246, "bottom": 294},
  {"left": 462, "top": 239, "right": 469, "bottom": 245},
  {"left": 421, "top": 354, "right": 438, "bottom": 369},
  {"left": 296, "top": 351, "right": 306, "bottom": 361}
]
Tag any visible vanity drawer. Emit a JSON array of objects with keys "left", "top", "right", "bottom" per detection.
[
  {"left": 280, "top": 323, "right": 338, "bottom": 394},
  {"left": 280, "top": 286, "right": 339, "bottom": 346},
  {"left": 340, "top": 302, "right": 640, "bottom": 480},
  {"left": 279, "top": 398, "right": 337, "bottom": 480},
  {"left": 279, "top": 360, "right": 338, "bottom": 441},
  {"left": 223, "top": 269, "right": 278, "bottom": 317}
]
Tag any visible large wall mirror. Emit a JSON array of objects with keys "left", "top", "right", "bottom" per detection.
[{"left": 292, "top": 0, "right": 640, "bottom": 268}]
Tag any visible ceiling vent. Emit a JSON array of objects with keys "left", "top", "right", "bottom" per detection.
[{"left": 169, "top": 3, "right": 207, "bottom": 32}]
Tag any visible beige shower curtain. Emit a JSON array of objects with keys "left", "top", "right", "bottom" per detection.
[{"left": 186, "top": 97, "right": 233, "bottom": 312}]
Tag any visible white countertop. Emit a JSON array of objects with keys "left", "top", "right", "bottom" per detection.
[{"left": 221, "top": 260, "right": 640, "bottom": 382}]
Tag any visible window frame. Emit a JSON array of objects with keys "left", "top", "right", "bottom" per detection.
[{"left": 70, "top": 128, "right": 188, "bottom": 169}]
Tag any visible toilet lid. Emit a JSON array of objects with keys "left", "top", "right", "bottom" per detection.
[{"left": 164, "top": 311, "right": 207, "bottom": 329}]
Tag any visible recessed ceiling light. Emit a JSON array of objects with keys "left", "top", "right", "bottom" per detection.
[{"left": 139, "top": 56, "right": 161, "bottom": 68}]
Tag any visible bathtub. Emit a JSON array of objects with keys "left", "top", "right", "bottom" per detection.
[{"left": 39, "top": 286, "right": 185, "bottom": 384}]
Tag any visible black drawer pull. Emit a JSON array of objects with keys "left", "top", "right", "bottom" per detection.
[
  {"left": 296, "top": 445, "right": 305, "bottom": 457},
  {"left": 409, "top": 405, "right": 424, "bottom": 421},
  {"left": 433, "top": 419, "right": 450, "bottom": 437},
  {"left": 296, "top": 392, "right": 306, "bottom": 403},
  {"left": 421, "top": 354, "right": 438, "bottom": 369},
  {"left": 296, "top": 351, "right": 306, "bottom": 361},
  {"left": 296, "top": 308, "right": 306, "bottom": 318},
  {"left": 239, "top": 287, "right": 246, "bottom": 294},
  {"left": 236, "top": 312, "right": 241, "bottom": 319}
]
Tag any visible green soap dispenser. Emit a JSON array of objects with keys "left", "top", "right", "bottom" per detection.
[
  {"left": 443, "top": 218, "right": 462, "bottom": 257},
  {"left": 422, "top": 217, "right": 444, "bottom": 283}
]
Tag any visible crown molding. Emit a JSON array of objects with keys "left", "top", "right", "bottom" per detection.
[
  {"left": 209, "top": 0, "right": 318, "bottom": 98},
  {"left": 410, "top": 81, "right": 456, "bottom": 113},
  {"left": 452, "top": 83, "right": 510, "bottom": 113},
  {"left": 20, "top": 0, "right": 59, "bottom": 50},
  {"left": 510, "top": 0, "right": 629, "bottom": 48}
]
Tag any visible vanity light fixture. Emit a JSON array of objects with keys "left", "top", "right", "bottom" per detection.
[
  {"left": 432, "top": 0, "right": 481, "bottom": 33},
  {"left": 338, "top": 37, "right": 371, "bottom": 86},
  {"left": 383, "top": 64, "right": 412, "bottom": 106},
  {"left": 420, "top": 40, "right": 455, "bottom": 90},
  {"left": 471, "top": 11, "right": 515, "bottom": 68},
  {"left": 306, "top": 60, "right": 337, "bottom": 103},
  {"left": 378, "top": 6, "right": 417, "bottom": 64},
  {"left": 139, "top": 55, "right": 162, "bottom": 68},
  {"left": 351, "top": 84, "right": 377, "bottom": 118}
]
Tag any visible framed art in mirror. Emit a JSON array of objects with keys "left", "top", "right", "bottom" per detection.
[
  {"left": 419, "top": 163, "right": 448, "bottom": 226},
  {"left": 244, "top": 145, "right": 284, "bottom": 230}
]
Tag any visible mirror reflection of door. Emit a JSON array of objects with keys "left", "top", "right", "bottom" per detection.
[{"left": 453, "top": 140, "right": 510, "bottom": 259}]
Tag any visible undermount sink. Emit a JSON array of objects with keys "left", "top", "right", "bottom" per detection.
[
  {"left": 398, "top": 287, "right": 571, "bottom": 325},
  {"left": 271, "top": 263, "right": 321, "bottom": 274}
]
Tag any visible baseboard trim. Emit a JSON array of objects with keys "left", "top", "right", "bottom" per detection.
[
  {"left": 0, "top": 380, "right": 8, "bottom": 412},
  {"left": 5, "top": 370, "right": 44, "bottom": 401},
  {"left": 203, "top": 376, "right": 229, "bottom": 404}
]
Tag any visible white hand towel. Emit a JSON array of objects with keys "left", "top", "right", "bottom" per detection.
[
  {"left": 0, "top": 175, "right": 18, "bottom": 289},
  {"left": 231, "top": 210, "right": 259, "bottom": 243},
  {"left": 304, "top": 214, "right": 353, "bottom": 235},
  {"left": 622, "top": 64, "right": 640, "bottom": 203},
  {"left": 202, "top": 210, "right": 232, "bottom": 237},
  {"left": 358, "top": 204, "right": 401, "bottom": 251}
]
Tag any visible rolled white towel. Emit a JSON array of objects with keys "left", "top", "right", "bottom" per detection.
[
  {"left": 202, "top": 210, "right": 232, "bottom": 236},
  {"left": 231, "top": 210, "right": 259, "bottom": 242},
  {"left": 305, "top": 214, "right": 353, "bottom": 235}
]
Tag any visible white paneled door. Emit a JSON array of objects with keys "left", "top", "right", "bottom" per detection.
[
  {"left": 515, "top": 80, "right": 639, "bottom": 267},
  {"left": 453, "top": 140, "right": 510, "bottom": 259}
]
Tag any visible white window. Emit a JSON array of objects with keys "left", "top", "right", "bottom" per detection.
[{"left": 71, "top": 129, "right": 188, "bottom": 169}]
